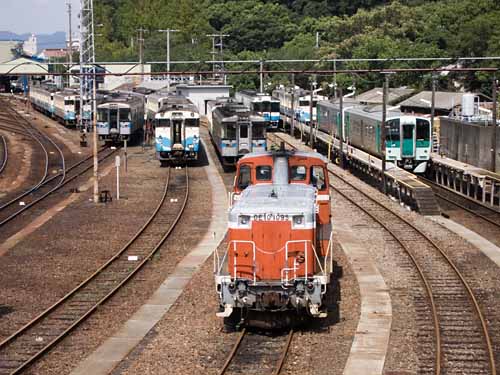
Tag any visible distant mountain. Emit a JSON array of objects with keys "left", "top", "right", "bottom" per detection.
[{"left": 0, "top": 31, "right": 66, "bottom": 53}]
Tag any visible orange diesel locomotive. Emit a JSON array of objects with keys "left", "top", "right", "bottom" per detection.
[{"left": 215, "top": 144, "right": 335, "bottom": 328}]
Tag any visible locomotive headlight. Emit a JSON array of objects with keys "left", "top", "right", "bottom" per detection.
[
  {"left": 293, "top": 215, "right": 304, "bottom": 227},
  {"left": 239, "top": 215, "right": 251, "bottom": 226}
]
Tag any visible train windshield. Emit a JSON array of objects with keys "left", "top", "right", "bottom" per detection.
[
  {"left": 299, "top": 100, "right": 309, "bottom": 106},
  {"left": 252, "top": 122, "right": 266, "bottom": 138},
  {"left": 97, "top": 109, "right": 107, "bottom": 122},
  {"left": 271, "top": 102, "right": 280, "bottom": 112},
  {"left": 157, "top": 119, "right": 170, "bottom": 127},
  {"left": 185, "top": 118, "right": 199, "bottom": 127},
  {"left": 253, "top": 102, "right": 264, "bottom": 112},
  {"left": 225, "top": 122, "right": 236, "bottom": 139},
  {"left": 119, "top": 109, "right": 131, "bottom": 122},
  {"left": 386, "top": 119, "right": 400, "bottom": 141},
  {"left": 64, "top": 100, "right": 74, "bottom": 106},
  {"left": 416, "top": 119, "right": 430, "bottom": 141}
]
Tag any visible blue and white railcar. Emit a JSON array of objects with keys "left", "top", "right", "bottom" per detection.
[
  {"left": 208, "top": 100, "right": 267, "bottom": 166},
  {"left": 235, "top": 90, "right": 281, "bottom": 129},
  {"left": 272, "top": 87, "right": 327, "bottom": 125},
  {"left": 53, "top": 89, "right": 79, "bottom": 126},
  {"left": 30, "top": 85, "right": 57, "bottom": 116},
  {"left": 96, "top": 92, "right": 144, "bottom": 144},
  {"left": 153, "top": 95, "right": 200, "bottom": 164}
]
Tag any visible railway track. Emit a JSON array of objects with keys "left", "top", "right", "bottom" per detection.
[
  {"left": 0, "top": 99, "right": 115, "bottom": 229},
  {"left": 218, "top": 328, "right": 293, "bottom": 375},
  {"left": 0, "top": 166, "right": 189, "bottom": 374},
  {"left": 0, "top": 135, "right": 7, "bottom": 175},
  {"left": 418, "top": 176, "right": 500, "bottom": 229},
  {"left": 271, "top": 133, "right": 496, "bottom": 375}
]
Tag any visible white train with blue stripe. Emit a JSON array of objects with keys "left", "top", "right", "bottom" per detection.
[
  {"left": 208, "top": 99, "right": 267, "bottom": 166},
  {"left": 53, "top": 89, "right": 79, "bottom": 126},
  {"left": 234, "top": 90, "right": 281, "bottom": 129},
  {"left": 153, "top": 95, "right": 200, "bottom": 165},
  {"left": 30, "top": 85, "right": 82, "bottom": 127},
  {"left": 96, "top": 91, "right": 145, "bottom": 144},
  {"left": 272, "top": 87, "right": 327, "bottom": 125}
]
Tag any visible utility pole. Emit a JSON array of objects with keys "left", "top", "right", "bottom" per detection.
[
  {"left": 381, "top": 74, "right": 389, "bottom": 194},
  {"left": 206, "top": 33, "right": 229, "bottom": 84},
  {"left": 259, "top": 60, "right": 264, "bottom": 93},
  {"left": 290, "top": 73, "right": 295, "bottom": 136},
  {"left": 137, "top": 28, "right": 147, "bottom": 81},
  {"left": 67, "top": 1, "right": 73, "bottom": 69},
  {"left": 309, "top": 82, "right": 314, "bottom": 147},
  {"left": 431, "top": 75, "right": 436, "bottom": 149},
  {"left": 339, "top": 87, "right": 344, "bottom": 169},
  {"left": 492, "top": 75, "right": 497, "bottom": 172},
  {"left": 315, "top": 32, "right": 320, "bottom": 49},
  {"left": 80, "top": 0, "right": 98, "bottom": 203},
  {"left": 159, "top": 29, "right": 179, "bottom": 90}
]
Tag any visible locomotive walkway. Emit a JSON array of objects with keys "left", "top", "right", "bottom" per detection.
[
  {"left": 271, "top": 132, "right": 393, "bottom": 375},
  {"left": 70, "top": 140, "right": 228, "bottom": 375}
]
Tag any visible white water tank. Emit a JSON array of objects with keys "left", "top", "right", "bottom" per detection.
[{"left": 461, "top": 93, "right": 475, "bottom": 117}]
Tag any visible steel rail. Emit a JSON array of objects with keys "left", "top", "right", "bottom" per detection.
[
  {"left": 0, "top": 147, "right": 114, "bottom": 227},
  {"left": 0, "top": 166, "right": 189, "bottom": 374},
  {"left": 418, "top": 176, "right": 500, "bottom": 228},
  {"left": 0, "top": 101, "right": 50, "bottom": 197},
  {"left": 0, "top": 124, "right": 27, "bottom": 136},
  {"left": 270, "top": 133, "right": 496, "bottom": 375},
  {"left": 0, "top": 135, "right": 7, "bottom": 175},
  {"left": 218, "top": 328, "right": 293, "bottom": 375}
]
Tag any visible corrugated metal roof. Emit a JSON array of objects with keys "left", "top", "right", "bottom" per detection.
[
  {"left": 355, "top": 87, "right": 415, "bottom": 105},
  {"left": 399, "top": 91, "right": 464, "bottom": 111}
]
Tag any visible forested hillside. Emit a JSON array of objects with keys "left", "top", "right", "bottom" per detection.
[{"left": 95, "top": 0, "right": 500, "bottom": 93}]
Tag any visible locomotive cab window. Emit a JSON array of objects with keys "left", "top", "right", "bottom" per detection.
[
  {"left": 290, "top": 165, "right": 307, "bottom": 181},
  {"left": 157, "top": 119, "right": 170, "bottom": 127},
  {"left": 311, "top": 166, "right": 326, "bottom": 191},
  {"left": 386, "top": 119, "right": 400, "bottom": 141},
  {"left": 225, "top": 123, "right": 236, "bottom": 139},
  {"left": 271, "top": 102, "right": 280, "bottom": 112},
  {"left": 237, "top": 165, "right": 252, "bottom": 190},
  {"left": 256, "top": 166, "right": 272, "bottom": 181}
]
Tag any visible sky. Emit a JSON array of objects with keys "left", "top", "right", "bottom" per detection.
[{"left": 2, "top": 0, "right": 80, "bottom": 35}]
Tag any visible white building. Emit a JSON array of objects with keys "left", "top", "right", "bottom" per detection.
[
  {"left": 23, "top": 34, "right": 37, "bottom": 56},
  {"left": 176, "top": 84, "right": 232, "bottom": 115}
]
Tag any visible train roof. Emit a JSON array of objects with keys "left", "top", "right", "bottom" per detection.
[
  {"left": 98, "top": 91, "right": 144, "bottom": 108},
  {"left": 239, "top": 149, "right": 328, "bottom": 163},
  {"left": 237, "top": 90, "right": 279, "bottom": 101},
  {"left": 213, "top": 102, "right": 266, "bottom": 121},
  {"left": 158, "top": 96, "right": 198, "bottom": 113},
  {"left": 229, "top": 184, "right": 316, "bottom": 219}
]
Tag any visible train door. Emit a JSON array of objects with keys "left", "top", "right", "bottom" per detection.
[
  {"left": 401, "top": 123, "right": 415, "bottom": 157},
  {"left": 172, "top": 119, "right": 183, "bottom": 146},
  {"left": 238, "top": 122, "right": 250, "bottom": 153},
  {"left": 110, "top": 107, "right": 118, "bottom": 130}
]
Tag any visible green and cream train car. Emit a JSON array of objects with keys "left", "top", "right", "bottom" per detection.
[{"left": 317, "top": 101, "right": 432, "bottom": 173}]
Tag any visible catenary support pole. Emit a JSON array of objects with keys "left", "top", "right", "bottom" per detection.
[
  {"left": 92, "top": 69, "right": 99, "bottom": 203},
  {"left": 381, "top": 74, "right": 389, "bottom": 194},
  {"left": 492, "top": 75, "right": 497, "bottom": 172},
  {"left": 339, "top": 87, "right": 344, "bottom": 169},
  {"left": 309, "top": 82, "right": 314, "bottom": 147}
]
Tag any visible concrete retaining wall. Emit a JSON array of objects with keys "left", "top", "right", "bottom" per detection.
[{"left": 439, "top": 117, "right": 500, "bottom": 173}]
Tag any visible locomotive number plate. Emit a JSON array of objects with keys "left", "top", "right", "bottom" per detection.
[{"left": 253, "top": 213, "right": 289, "bottom": 221}]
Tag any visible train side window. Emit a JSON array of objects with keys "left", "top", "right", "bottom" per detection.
[
  {"left": 290, "top": 165, "right": 307, "bottom": 181},
  {"left": 256, "top": 166, "right": 272, "bottom": 181},
  {"left": 238, "top": 165, "right": 252, "bottom": 190},
  {"left": 311, "top": 166, "right": 326, "bottom": 190}
]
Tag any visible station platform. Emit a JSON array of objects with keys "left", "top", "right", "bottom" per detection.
[
  {"left": 429, "top": 153, "right": 500, "bottom": 211},
  {"left": 271, "top": 126, "right": 440, "bottom": 216}
]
